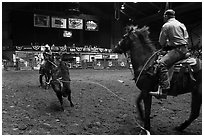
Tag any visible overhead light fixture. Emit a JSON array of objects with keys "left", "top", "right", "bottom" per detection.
[{"left": 121, "top": 3, "right": 125, "bottom": 10}]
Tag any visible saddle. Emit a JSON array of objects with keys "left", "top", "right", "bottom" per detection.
[
  {"left": 174, "top": 58, "right": 201, "bottom": 71},
  {"left": 147, "top": 56, "right": 201, "bottom": 82},
  {"left": 171, "top": 57, "right": 201, "bottom": 81}
]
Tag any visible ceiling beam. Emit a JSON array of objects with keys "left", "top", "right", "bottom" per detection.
[
  {"left": 80, "top": 3, "right": 111, "bottom": 20},
  {"left": 135, "top": 3, "right": 201, "bottom": 24},
  {"left": 149, "top": 2, "right": 160, "bottom": 10},
  {"left": 125, "top": 3, "right": 146, "bottom": 16}
]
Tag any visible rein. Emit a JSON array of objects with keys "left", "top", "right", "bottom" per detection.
[
  {"left": 56, "top": 77, "right": 71, "bottom": 83},
  {"left": 47, "top": 60, "right": 58, "bottom": 68}
]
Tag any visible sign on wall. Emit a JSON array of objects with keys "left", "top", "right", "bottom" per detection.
[
  {"left": 34, "top": 14, "right": 50, "bottom": 27},
  {"left": 68, "top": 18, "right": 83, "bottom": 29},
  {"left": 63, "top": 30, "right": 72, "bottom": 37},
  {"left": 85, "top": 20, "right": 99, "bottom": 31},
  {"left": 51, "top": 17, "right": 67, "bottom": 28}
]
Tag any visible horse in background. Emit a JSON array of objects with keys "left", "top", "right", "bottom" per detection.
[
  {"left": 113, "top": 25, "right": 202, "bottom": 132},
  {"left": 50, "top": 55, "right": 74, "bottom": 111}
]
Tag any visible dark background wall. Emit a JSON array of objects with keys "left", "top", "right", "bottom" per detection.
[
  {"left": 2, "top": 2, "right": 202, "bottom": 51},
  {"left": 10, "top": 10, "right": 112, "bottom": 48}
]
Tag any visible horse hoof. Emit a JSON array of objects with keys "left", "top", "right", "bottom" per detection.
[{"left": 62, "top": 92, "right": 68, "bottom": 97}]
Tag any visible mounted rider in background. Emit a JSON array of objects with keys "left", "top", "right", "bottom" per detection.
[
  {"left": 149, "top": 9, "right": 189, "bottom": 99},
  {"left": 39, "top": 44, "right": 52, "bottom": 74},
  {"left": 41, "top": 44, "right": 52, "bottom": 66}
]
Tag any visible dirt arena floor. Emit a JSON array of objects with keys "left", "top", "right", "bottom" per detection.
[{"left": 2, "top": 69, "right": 202, "bottom": 135}]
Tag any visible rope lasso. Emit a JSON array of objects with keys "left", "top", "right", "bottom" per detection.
[
  {"left": 79, "top": 80, "right": 151, "bottom": 135},
  {"left": 55, "top": 78, "right": 150, "bottom": 135},
  {"left": 134, "top": 49, "right": 162, "bottom": 85}
]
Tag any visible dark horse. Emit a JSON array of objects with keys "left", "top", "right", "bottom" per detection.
[
  {"left": 39, "top": 55, "right": 54, "bottom": 89},
  {"left": 50, "top": 55, "right": 74, "bottom": 111},
  {"left": 113, "top": 25, "right": 202, "bottom": 132}
]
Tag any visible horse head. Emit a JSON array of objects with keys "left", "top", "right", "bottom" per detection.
[
  {"left": 113, "top": 25, "right": 136, "bottom": 54},
  {"left": 51, "top": 53, "right": 69, "bottom": 80},
  {"left": 113, "top": 25, "right": 157, "bottom": 78},
  {"left": 113, "top": 25, "right": 154, "bottom": 55},
  {"left": 53, "top": 53, "right": 62, "bottom": 66},
  {"left": 51, "top": 53, "right": 62, "bottom": 79}
]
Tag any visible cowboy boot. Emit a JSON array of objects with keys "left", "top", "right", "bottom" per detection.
[{"left": 149, "top": 64, "right": 170, "bottom": 99}]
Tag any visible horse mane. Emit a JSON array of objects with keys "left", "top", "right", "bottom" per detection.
[{"left": 128, "top": 25, "right": 156, "bottom": 53}]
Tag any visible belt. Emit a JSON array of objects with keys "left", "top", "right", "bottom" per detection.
[
  {"left": 163, "top": 44, "right": 187, "bottom": 51},
  {"left": 168, "top": 44, "right": 187, "bottom": 50},
  {"left": 172, "top": 44, "right": 187, "bottom": 48}
]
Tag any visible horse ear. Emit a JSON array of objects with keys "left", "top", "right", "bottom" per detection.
[
  {"left": 143, "top": 26, "right": 150, "bottom": 32},
  {"left": 141, "top": 26, "right": 150, "bottom": 36},
  {"left": 133, "top": 25, "right": 138, "bottom": 30},
  {"left": 144, "top": 26, "right": 149, "bottom": 30}
]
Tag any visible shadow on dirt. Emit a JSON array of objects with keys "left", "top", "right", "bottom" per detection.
[
  {"left": 113, "top": 115, "right": 143, "bottom": 135},
  {"left": 47, "top": 102, "right": 64, "bottom": 112}
]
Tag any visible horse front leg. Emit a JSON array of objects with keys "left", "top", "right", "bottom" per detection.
[
  {"left": 143, "top": 92, "right": 153, "bottom": 131},
  {"left": 136, "top": 92, "right": 145, "bottom": 121},
  {"left": 51, "top": 82, "right": 64, "bottom": 111},
  {"left": 67, "top": 91, "right": 74, "bottom": 107},
  {"left": 39, "top": 74, "right": 43, "bottom": 87},
  {"left": 45, "top": 74, "right": 50, "bottom": 89},
  {"left": 56, "top": 92, "right": 64, "bottom": 111},
  {"left": 64, "top": 82, "right": 74, "bottom": 107},
  {"left": 47, "top": 75, "right": 52, "bottom": 87}
]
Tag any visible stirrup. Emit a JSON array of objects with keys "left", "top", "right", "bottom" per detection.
[
  {"left": 149, "top": 85, "right": 162, "bottom": 95},
  {"left": 149, "top": 86, "right": 167, "bottom": 99},
  {"left": 149, "top": 92, "right": 167, "bottom": 99},
  {"left": 149, "top": 91, "right": 161, "bottom": 96}
]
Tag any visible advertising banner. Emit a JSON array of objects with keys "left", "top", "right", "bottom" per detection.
[
  {"left": 85, "top": 20, "right": 99, "bottom": 31},
  {"left": 94, "top": 54, "right": 103, "bottom": 59},
  {"left": 32, "top": 45, "right": 41, "bottom": 51},
  {"left": 34, "top": 14, "right": 50, "bottom": 27},
  {"left": 16, "top": 46, "right": 41, "bottom": 51},
  {"left": 59, "top": 45, "right": 67, "bottom": 52},
  {"left": 51, "top": 45, "right": 60, "bottom": 52},
  {"left": 94, "top": 60, "right": 104, "bottom": 69},
  {"left": 107, "top": 60, "right": 118, "bottom": 69},
  {"left": 68, "top": 18, "right": 83, "bottom": 29},
  {"left": 16, "top": 46, "right": 24, "bottom": 51},
  {"left": 51, "top": 17, "right": 67, "bottom": 28}
]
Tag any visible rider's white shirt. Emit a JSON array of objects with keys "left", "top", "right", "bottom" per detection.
[{"left": 159, "top": 18, "right": 189, "bottom": 47}]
